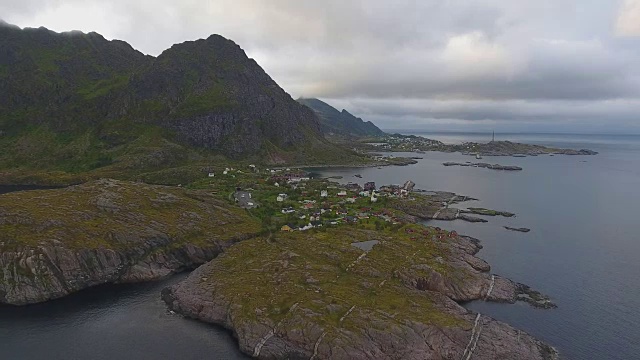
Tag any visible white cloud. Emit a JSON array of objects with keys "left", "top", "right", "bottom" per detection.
[
  {"left": 616, "top": 0, "right": 640, "bottom": 36},
  {"left": 440, "top": 31, "right": 517, "bottom": 81}
]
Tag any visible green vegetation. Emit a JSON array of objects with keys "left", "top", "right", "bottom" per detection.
[
  {"left": 0, "top": 180, "right": 261, "bottom": 252},
  {"left": 173, "top": 83, "right": 236, "bottom": 117},
  {"left": 0, "top": 25, "right": 374, "bottom": 184},
  {"left": 203, "top": 226, "right": 467, "bottom": 336},
  {"left": 77, "top": 75, "right": 130, "bottom": 100}
]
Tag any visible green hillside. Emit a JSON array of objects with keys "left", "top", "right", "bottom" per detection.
[{"left": 0, "top": 23, "right": 363, "bottom": 185}]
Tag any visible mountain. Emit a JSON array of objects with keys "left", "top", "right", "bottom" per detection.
[
  {"left": 0, "top": 23, "right": 354, "bottom": 183},
  {"left": 297, "top": 98, "right": 385, "bottom": 137}
]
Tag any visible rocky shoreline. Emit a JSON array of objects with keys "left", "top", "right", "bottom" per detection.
[
  {"left": 163, "top": 227, "right": 557, "bottom": 359},
  {"left": 0, "top": 178, "right": 556, "bottom": 359},
  {"left": 0, "top": 179, "right": 261, "bottom": 305}
]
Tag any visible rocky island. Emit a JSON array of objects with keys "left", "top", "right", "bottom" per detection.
[
  {"left": 443, "top": 162, "right": 523, "bottom": 171},
  {"left": 505, "top": 227, "right": 531, "bottom": 233},
  {"left": 359, "top": 134, "right": 598, "bottom": 158}
]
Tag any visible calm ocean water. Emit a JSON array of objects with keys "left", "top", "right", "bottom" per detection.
[
  {"left": 314, "top": 132, "right": 640, "bottom": 360},
  {"left": 0, "top": 273, "right": 248, "bottom": 360},
  {"left": 1, "top": 132, "right": 639, "bottom": 359}
]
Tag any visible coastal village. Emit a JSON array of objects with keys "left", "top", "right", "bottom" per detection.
[
  {"left": 197, "top": 165, "right": 431, "bottom": 234},
  {"left": 195, "top": 162, "right": 527, "bottom": 237},
  {"left": 193, "top": 165, "right": 513, "bottom": 238}
]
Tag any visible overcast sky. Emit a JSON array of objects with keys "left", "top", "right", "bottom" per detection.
[{"left": 2, "top": 0, "right": 640, "bottom": 133}]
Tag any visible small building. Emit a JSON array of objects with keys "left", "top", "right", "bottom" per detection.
[
  {"left": 359, "top": 191, "right": 370, "bottom": 197},
  {"left": 208, "top": 172, "right": 215, "bottom": 178},
  {"left": 337, "top": 191, "right": 347, "bottom": 197},
  {"left": 299, "top": 223, "right": 314, "bottom": 231},
  {"left": 281, "top": 225, "right": 293, "bottom": 232},
  {"left": 320, "top": 190, "right": 328, "bottom": 197}
]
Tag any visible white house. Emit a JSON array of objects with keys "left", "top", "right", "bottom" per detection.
[
  {"left": 299, "top": 223, "right": 314, "bottom": 231},
  {"left": 371, "top": 193, "right": 378, "bottom": 203},
  {"left": 320, "top": 190, "right": 328, "bottom": 197},
  {"left": 337, "top": 191, "right": 347, "bottom": 197},
  {"left": 359, "top": 191, "right": 370, "bottom": 197},
  {"left": 208, "top": 172, "right": 215, "bottom": 177}
]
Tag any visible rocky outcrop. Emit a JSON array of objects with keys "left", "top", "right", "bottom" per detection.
[
  {"left": 443, "top": 162, "right": 523, "bottom": 171},
  {"left": 505, "top": 226, "right": 531, "bottom": 233},
  {"left": 0, "top": 238, "right": 225, "bottom": 305},
  {"left": 163, "top": 227, "right": 557, "bottom": 359},
  {"left": 0, "top": 179, "right": 261, "bottom": 305},
  {"left": 462, "top": 207, "right": 515, "bottom": 217}
]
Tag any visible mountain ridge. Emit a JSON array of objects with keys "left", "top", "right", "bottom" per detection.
[
  {"left": 297, "top": 97, "right": 385, "bottom": 137},
  {"left": 0, "top": 23, "right": 357, "bottom": 184}
]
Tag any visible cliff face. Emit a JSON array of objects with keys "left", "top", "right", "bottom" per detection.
[
  {"left": 298, "top": 98, "right": 385, "bottom": 137},
  {"left": 0, "top": 24, "right": 344, "bottom": 176},
  {"left": 163, "top": 227, "right": 558, "bottom": 360},
  {"left": 0, "top": 179, "right": 261, "bottom": 305},
  {"left": 130, "top": 35, "right": 326, "bottom": 157}
]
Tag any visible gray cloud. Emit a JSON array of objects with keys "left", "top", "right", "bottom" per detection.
[{"left": 1, "top": 0, "right": 640, "bottom": 132}]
